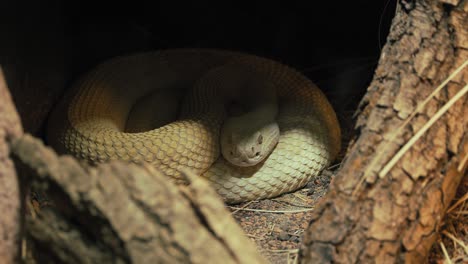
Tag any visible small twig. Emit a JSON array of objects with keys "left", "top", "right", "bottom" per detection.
[
  {"left": 452, "top": 256, "right": 468, "bottom": 262},
  {"left": 268, "top": 223, "right": 276, "bottom": 236},
  {"left": 27, "top": 199, "right": 37, "bottom": 220},
  {"left": 292, "top": 192, "right": 308, "bottom": 203},
  {"left": 291, "top": 252, "right": 299, "bottom": 264},
  {"left": 450, "top": 211, "right": 468, "bottom": 215},
  {"left": 327, "top": 163, "right": 341, "bottom": 170},
  {"left": 439, "top": 241, "right": 453, "bottom": 264},
  {"left": 355, "top": 61, "right": 468, "bottom": 195},
  {"left": 267, "top": 249, "right": 299, "bottom": 253},
  {"left": 379, "top": 84, "right": 468, "bottom": 178},
  {"left": 458, "top": 152, "right": 468, "bottom": 172},
  {"left": 287, "top": 232, "right": 302, "bottom": 237},
  {"left": 230, "top": 200, "right": 256, "bottom": 215},
  {"left": 227, "top": 207, "right": 314, "bottom": 213},
  {"left": 245, "top": 233, "right": 265, "bottom": 240},
  {"left": 442, "top": 230, "right": 468, "bottom": 255},
  {"left": 446, "top": 186, "right": 468, "bottom": 214},
  {"left": 384, "top": 60, "right": 468, "bottom": 149},
  {"left": 272, "top": 196, "right": 311, "bottom": 207},
  {"left": 398, "top": 60, "right": 467, "bottom": 135}
]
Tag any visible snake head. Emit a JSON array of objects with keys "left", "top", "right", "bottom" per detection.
[{"left": 220, "top": 120, "right": 280, "bottom": 167}]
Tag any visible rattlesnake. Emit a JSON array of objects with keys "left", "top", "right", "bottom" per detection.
[{"left": 47, "top": 49, "right": 341, "bottom": 203}]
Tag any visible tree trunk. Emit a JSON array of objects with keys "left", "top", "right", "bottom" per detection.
[
  {"left": 10, "top": 134, "right": 266, "bottom": 264},
  {"left": 300, "top": 1, "right": 467, "bottom": 263},
  {"left": 0, "top": 68, "right": 24, "bottom": 264}
]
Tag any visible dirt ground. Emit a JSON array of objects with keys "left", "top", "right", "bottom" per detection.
[
  {"left": 229, "top": 172, "right": 468, "bottom": 264},
  {"left": 228, "top": 168, "right": 335, "bottom": 264}
]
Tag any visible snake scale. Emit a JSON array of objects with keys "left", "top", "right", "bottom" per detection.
[{"left": 47, "top": 49, "right": 341, "bottom": 204}]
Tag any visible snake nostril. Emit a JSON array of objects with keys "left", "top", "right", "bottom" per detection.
[
  {"left": 255, "top": 152, "right": 260, "bottom": 157},
  {"left": 257, "top": 134, "right": 263, "bottom": 144}
]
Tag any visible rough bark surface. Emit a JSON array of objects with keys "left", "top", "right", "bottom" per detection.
[
  {"left": 300, "top": 1, "right": 467, "bottom": 263},
  {"left": 0, "top": 67, "right": 24, "bottom": 263},
  {"left": 11, "top": 134, "right": 266, "bottom": 264}
]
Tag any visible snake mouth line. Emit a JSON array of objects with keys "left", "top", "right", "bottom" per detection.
[{"left": 228, "top": 156, "right": 264, "bottom": 167}]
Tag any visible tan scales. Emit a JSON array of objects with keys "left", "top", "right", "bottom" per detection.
[{"left": 47, "top": 49, "right": 341, "bottom": 203}]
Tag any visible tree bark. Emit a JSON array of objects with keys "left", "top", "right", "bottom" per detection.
[
  {"left": 11, "top": 134, "right": 266, "bottom": 264},
  {"left": 0, "top": 67, "right": 24, "bottom": 263},
  {"left": 300, "top": 1, "right": 467, "bottom": 263}
]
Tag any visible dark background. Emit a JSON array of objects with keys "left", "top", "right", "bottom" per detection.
[{"left": 1, "top": 0, "right": 396, "bottom": 133}]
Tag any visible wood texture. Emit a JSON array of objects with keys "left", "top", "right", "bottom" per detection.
[
  {"left": 299, "top": 1, "right": 467, "bottom": 263},
  {"left": 12, "top": 134, "right": 266, "bottom": 264},
  {"left": 0, "top": 67, "right": 24, "bottom": 263}
]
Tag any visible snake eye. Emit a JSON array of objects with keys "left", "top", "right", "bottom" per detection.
[{"left": 257, "top": 135, "right": 263, "bottom": 144}]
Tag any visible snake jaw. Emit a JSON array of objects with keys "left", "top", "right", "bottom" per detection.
[
  {"left": 221, "top": 131, "right": 260, "bottom": 167},
  {"left": 221, "top": 122, "right": 280, "bottom": 167},
  {"left": 223, "top": 148, "right": 264, "bottom": 167}
]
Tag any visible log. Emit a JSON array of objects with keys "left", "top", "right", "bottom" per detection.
[
  {"left": 0, "top": 67, "right": 24, "bottom": 263},
  {"left": 11, "top": 134, "right": 266, "bottom": 264},
  {"left": 299, "top": 1, "right": 467, "bottom": 263}
]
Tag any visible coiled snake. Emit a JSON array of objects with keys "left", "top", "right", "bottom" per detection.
[{"left": 47, "top": 49, "right": 341, "bottom": 203}]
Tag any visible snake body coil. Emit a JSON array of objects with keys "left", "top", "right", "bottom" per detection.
[{"left": 47, "top": 49, "right": 341, "bottom": 203}]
